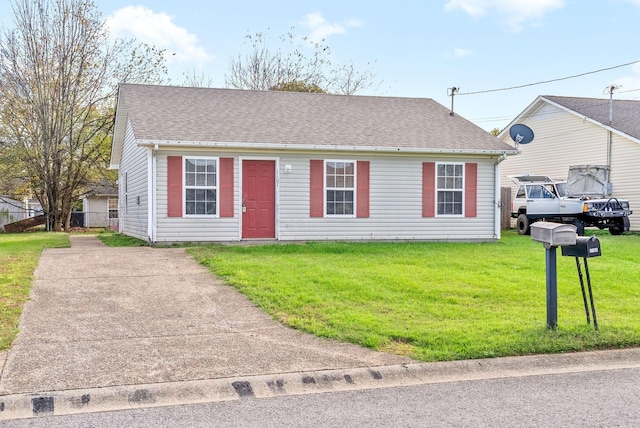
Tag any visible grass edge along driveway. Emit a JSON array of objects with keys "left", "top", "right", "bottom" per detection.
[
  {"left": 189, "top": 231, "right": 640, "bottom": 362},
  {"left": 0, "top": 232, "right": 69, "bottom": 350}
]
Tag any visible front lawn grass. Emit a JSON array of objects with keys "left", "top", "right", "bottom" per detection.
[
  {"left": 189, "top": 231, "right": 640, "bottom": 362},
  {"left": 96, "top": 231, "right": 147, "bottom": 247},
  {"left": 0, "top": 232, "right": 69, "bottom": 350}
]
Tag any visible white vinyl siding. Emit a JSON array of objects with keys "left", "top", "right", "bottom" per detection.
[
  {"left": 501, "top": 103, "right": 609, "bottom": 189},
  {"left": 151, "top": 149, "right": 499, "bottom": 243},
  {"left": 278, "top": 153, "right": 496, "bottom": 241},
  {"left": 117, "top": 121, "right": 149, "bottom": 240},
  {"left": 610, "top": 133, "right": 640, "bottom": 230},
  {"left": 155, "top": 152, "right": 238, "bottom": 243}
]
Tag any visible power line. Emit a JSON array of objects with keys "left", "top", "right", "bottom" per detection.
[{"left": 456, "top": 60, "right": 640, "bottom": 96}]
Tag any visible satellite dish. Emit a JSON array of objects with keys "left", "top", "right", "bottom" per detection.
[{"left": 509, "top": 124, "right": 534, "bottom": 146}]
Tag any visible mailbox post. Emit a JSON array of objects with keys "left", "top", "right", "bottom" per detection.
[
  {"left": 530, "top": 222, "right": 577, "bottom": 329},
  {"left": 562, "top": 236, "right": 601, "bottom": 330}
]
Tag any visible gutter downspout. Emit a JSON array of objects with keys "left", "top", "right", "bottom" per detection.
[
  {"left": 494, "top": 154, "right": 507, "bottom": 239},
  {"left": 147, "top": 145, "right": 158, "bottom": 243}
]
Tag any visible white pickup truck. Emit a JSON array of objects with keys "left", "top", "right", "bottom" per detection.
[{"left": 510, "top": 165, "right": 632, "bottom": 235}]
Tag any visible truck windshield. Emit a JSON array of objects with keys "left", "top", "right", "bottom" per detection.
[{"left": 555, "top": 183, "right": 567, "bottom": 197}]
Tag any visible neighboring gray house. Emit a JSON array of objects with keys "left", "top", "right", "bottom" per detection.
[
  {"left": 498, "top": 95, "right": 640, "bottom": 231},
  {"left": 110, "top": 84, "right": 517, "bottom": 244},
  {"left": 0, "top": 196, "right": 25, "bottom": 231},
  {"left": 81, "top": 182, "right": 119, "bottom": 229}
]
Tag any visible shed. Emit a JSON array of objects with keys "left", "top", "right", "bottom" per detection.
[
  {"left": 81, "top": 182, "right": 119, "bottom": 229},
  {"left": 110, "top": 84, "right": 517, "bottom": 243}
]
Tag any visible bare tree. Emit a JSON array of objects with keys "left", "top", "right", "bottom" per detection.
[
  {"left": 225, "top": 29, "right": 378, "bottom": 95},
  {"left": 182, "top": 68, "right": 216, "bottom": 88},
  {"left": 0, "top": 0, "right": 167, "bottom": 231}
]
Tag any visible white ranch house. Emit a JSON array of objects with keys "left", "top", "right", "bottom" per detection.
[
  {"left": 110, "top": 84, "right": 517, "bottom": 244},
  {"left": 499, "top": 95, "right": 640, "bottom": 231}
]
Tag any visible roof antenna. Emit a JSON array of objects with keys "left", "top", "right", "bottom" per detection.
[
  {"left": 447, "top": 87, "right": 459, "bottom": 116},
  {"left": 604, "top": 84, "right": 620, "bottom": 124}
]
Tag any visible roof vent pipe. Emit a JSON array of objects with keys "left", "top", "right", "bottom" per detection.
[{"left": 605, "top": 84, "right": 619, "bottom": 124}]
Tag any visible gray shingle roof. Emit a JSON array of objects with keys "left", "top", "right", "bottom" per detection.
[
  {"left": 543, "top": 95, "right": 640, "bottom": 141},
  {"left": 111, "top": 84, "right": 515, "bottom": 166}
]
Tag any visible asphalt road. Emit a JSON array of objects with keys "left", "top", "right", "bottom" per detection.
[{"left": 6, "top": 366, "right": 640, "bottom": 427}]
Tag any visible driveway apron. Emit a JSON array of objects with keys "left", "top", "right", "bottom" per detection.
[{"left": 0, "top": 235, "right": 411, "bottom": 394}]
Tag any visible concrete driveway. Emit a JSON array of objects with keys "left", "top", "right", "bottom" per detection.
[{"left": 0, "top": 235, "right": 411, "bottom": 396}]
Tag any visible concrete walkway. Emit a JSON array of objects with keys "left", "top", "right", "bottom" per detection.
[{"left": 2, "top": 235, "right": 640, "bottom": 420}]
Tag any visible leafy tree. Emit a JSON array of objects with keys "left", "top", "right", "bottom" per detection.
[
  {"left": 491, "top": 128, "right": 501, "bottom": 136},
  {"left": 269, "top": 80, "right": 326, "bottom": 93},
  {"left": 0, "top": 0, "right": 167, "bottom": 231},
  {"left": 226, "top": 29, "right": 378, "bottom": 95}
]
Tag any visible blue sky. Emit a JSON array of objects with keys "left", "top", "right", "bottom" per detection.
[{"left": 2, "top": 0, "right": 640, "bottom": 132}]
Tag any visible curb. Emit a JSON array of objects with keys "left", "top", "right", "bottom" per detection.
[{"left": 2, "top": 348, "right": 640, "bottom": 420}]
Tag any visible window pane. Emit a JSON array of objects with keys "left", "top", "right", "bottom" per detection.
[
  {"left": 184, "top": 159, "right": 217, "bottom": 215},
  {"left": 437, "top": 163, "right": 463, "bottom": 192},
  {"left": 185, "top": 172, "right": 195, "bottom": 186},
  {"left": 437, "top": 190, "right": 462, "bottom": 215}
]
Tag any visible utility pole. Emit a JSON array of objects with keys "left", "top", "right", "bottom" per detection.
[{"left": 447, "top": 87, "right": 459, "bottom": 116}]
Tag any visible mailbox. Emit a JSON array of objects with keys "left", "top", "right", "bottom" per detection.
[
  {"left": 531, "top": 222, "right": 577, "bottom": 248},
  {"left": 561, "top": 236, "right": 601, "bottom": 258}
]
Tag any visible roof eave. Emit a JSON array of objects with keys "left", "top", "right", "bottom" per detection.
[
  {"left": 109, "top": 85, "right": 127, "bottom": 170},
  {"left": 137, "top": 139, "right": 518, "bottom": 156}
]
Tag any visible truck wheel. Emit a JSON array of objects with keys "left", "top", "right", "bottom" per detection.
[
  {"left": 609, "top": 219, "right": 624, "bottom": 235},
  {"left": 573, "top": 219, "right": 585, "bottom": 236},
  {"left": 516, "top": 214, "right": 530, "bottom": 235}
]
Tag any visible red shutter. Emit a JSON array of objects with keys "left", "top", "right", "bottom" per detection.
[
  {"left": 167, "top": 156, "right": 182, "bottom": 217},
  {"left": 356, "top": 161, "right": 370, "bottom": 218},
  {"left": 310, "top": 160, "right": 324, "bottom": 217},
  {"left": 465, "top": 163, "right": 477, "bottom": 217},
  {"left": 422, "top": 162, "right": 435, "bottom": 217},
  {"left": 219, "top": 157, "right": 234, "bottom": 217}
]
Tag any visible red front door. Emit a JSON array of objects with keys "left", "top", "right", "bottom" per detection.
[{"left": 242, "top": 160, "right": 276, "bottom": 239}]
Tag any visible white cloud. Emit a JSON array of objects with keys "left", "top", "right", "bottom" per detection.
[
  {"left": 105, "top": 6, "right": 211, "bottom": 66},
  {"left": 300, "top": 12, "right": 363, "bottom": 43},
  {"left": 453, "top": 48, "right": 472, "bottom": 58},
  {"left": 444, "top": 0, "right": 565, "bottom": 31}
]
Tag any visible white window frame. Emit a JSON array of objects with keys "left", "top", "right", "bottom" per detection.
[
  {"left": 324, "top": 160, "right": 356, "bottom": 217},
  {"left": 184, "top": 156, "right": 219, "bottom": 217},
  {"left": 436, "top": 162, "right": 464, "bottom": 217},
  {"left": 107, "top": 198, "right": 118, "bottom": 219}
]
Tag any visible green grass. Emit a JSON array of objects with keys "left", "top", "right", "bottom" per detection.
[
  {"left": 0, "top": 232, "right": 69, "bottom": 350},
  {"left": 96, "top": 231, "right": 147, "bottom": 247},
  {"left": 188, "top": 231, "right": 640, "bottom": 362}
]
